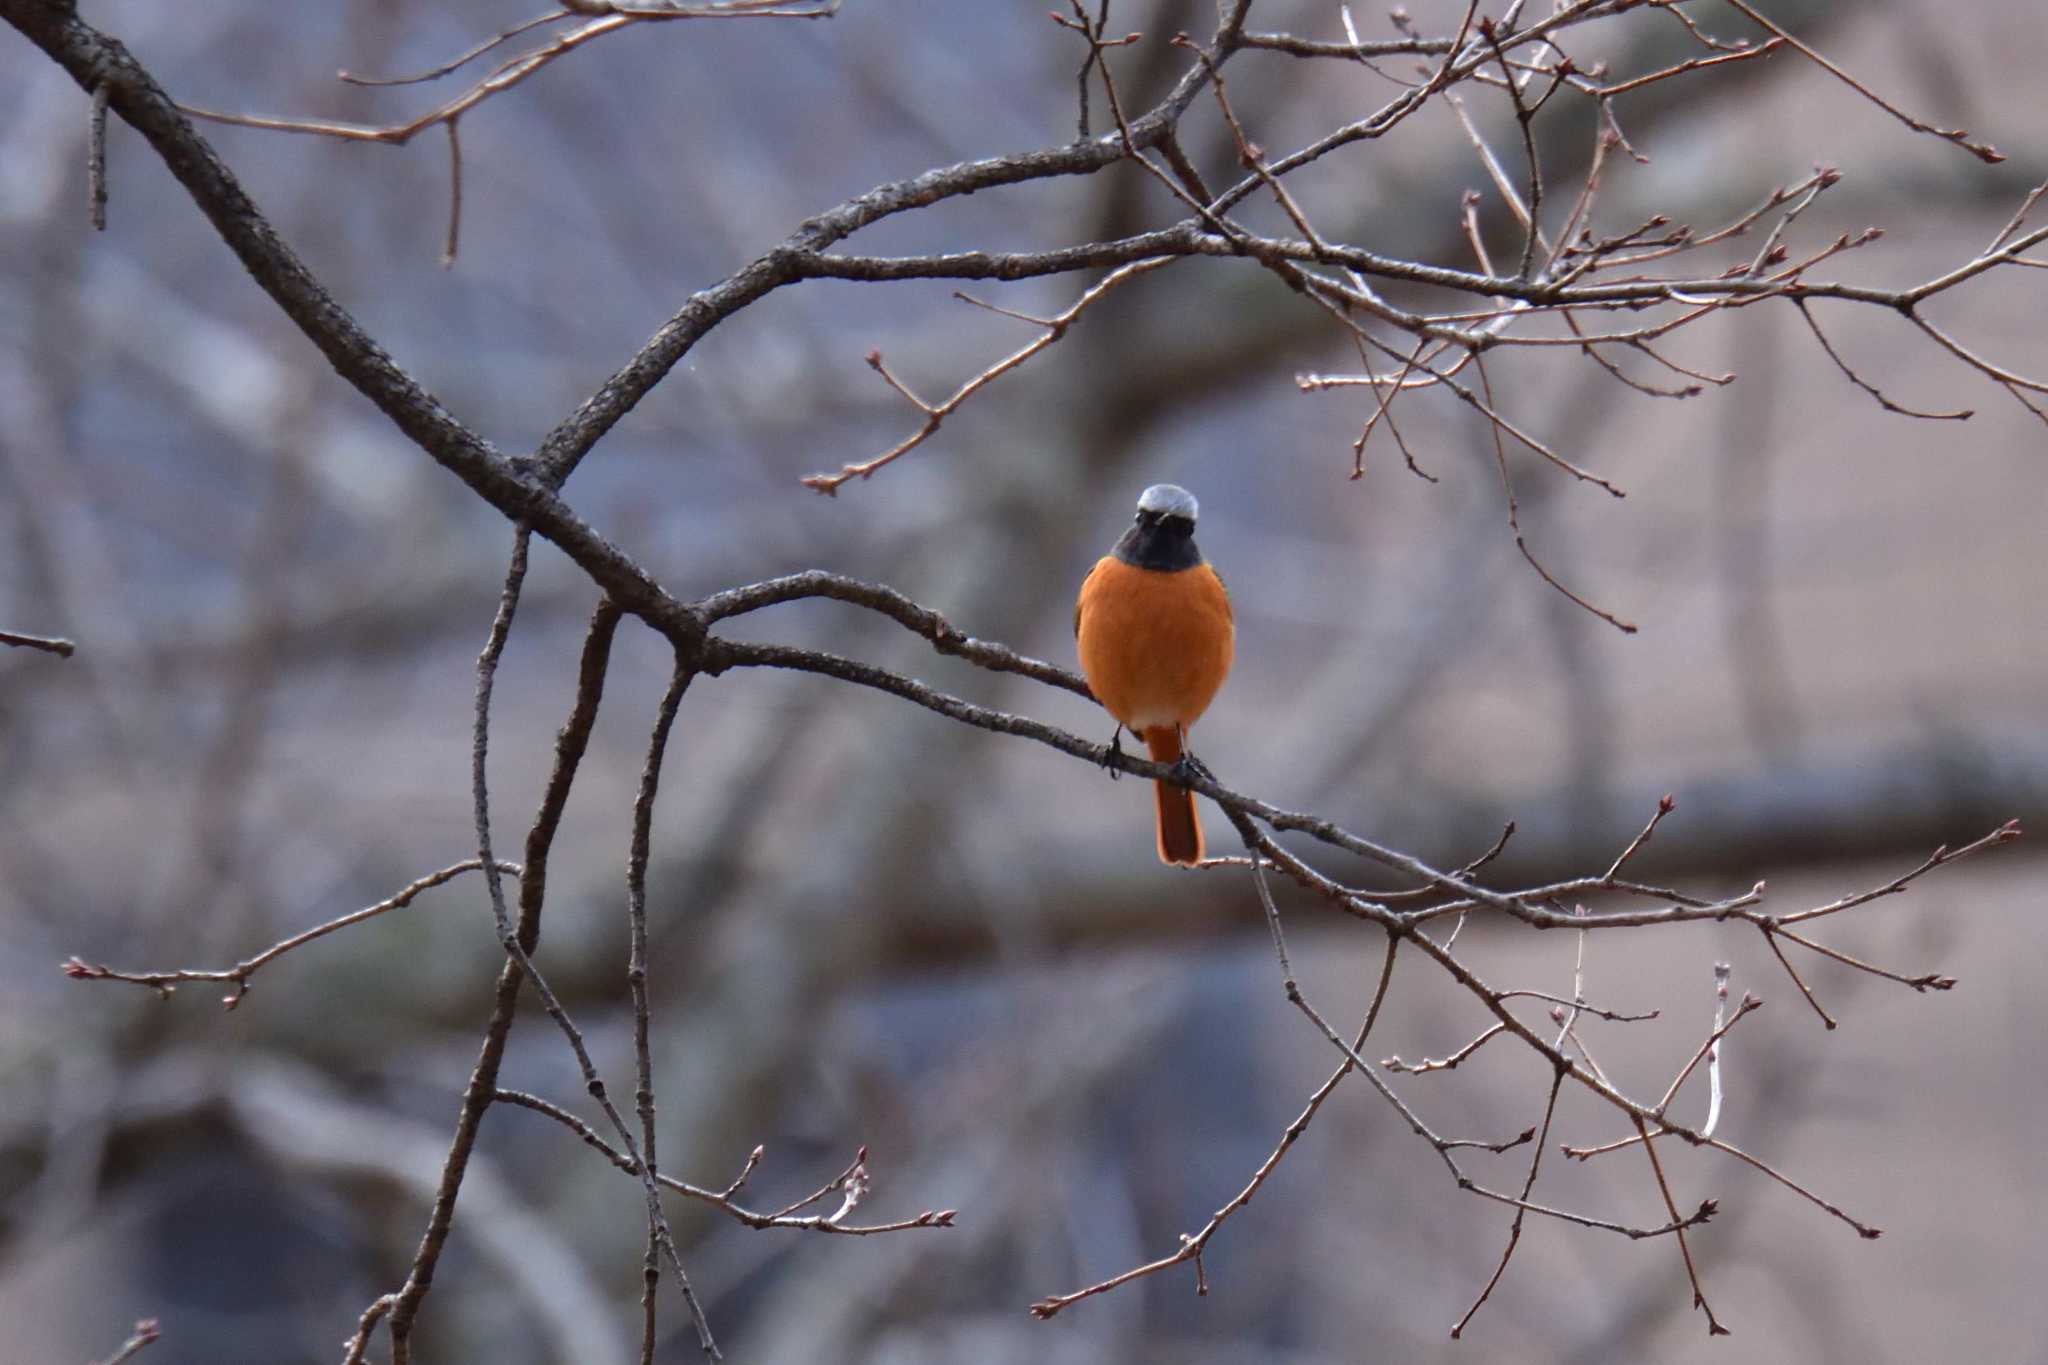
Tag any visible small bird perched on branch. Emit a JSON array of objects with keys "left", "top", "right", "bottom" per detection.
[{"left": 1075, "top": 484, "right": 1235, "bottom": 865}]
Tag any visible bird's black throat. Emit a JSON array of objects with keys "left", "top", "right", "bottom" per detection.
[{"left": 1112, "top": 513, "right": 1202, "bottom": 572}]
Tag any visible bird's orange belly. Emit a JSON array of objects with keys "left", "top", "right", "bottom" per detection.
[{"left": 1076, "top": 558, "right": 1235, "bottom": 732}]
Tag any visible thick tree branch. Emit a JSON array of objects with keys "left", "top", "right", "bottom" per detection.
[{"left": 695, "top": 586, "right": 2021, "bottom": 940}]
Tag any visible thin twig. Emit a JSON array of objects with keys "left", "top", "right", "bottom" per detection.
[
  {"left": 803, "top": 257, "right": 1174, "bottom": 493},
  {"left": 1770, "top": 921, "right": 1956, "bottom": 992},
  {"left": 1476, "top": 353, "right": 1638, "bottom": 633},
  {"left": 340, "top": 11, "right": 568, "bottom": 87},
  {"left": 373, "top": 588, "right": 628, "bottom": 1365},
  {"left": 1656, "top": 994, "right": 1762, "bottom": 1114},
  {"left": 494, "top": 1092, "right": 958, "bottom": 1234},
  {"left": 1239, "top": 30, "right": 1451, "bottom": 60},
  {"left": 1497, "top": 989, "right": 1657, "bottom": 1023},
  {"left": 1762, "top": 925, "right": 1837, "bottom": 1030},
  {"left": 1719, "top": 0, "right": 2002, "bottom": 163},
  {"left": 183, "top": 2, "right": 838, "bottom": 151},
  {"left": 1634, "top": 1113, "right": 1730, "bottom": 1335},
  {"left": 89, "top": 1319, "right": 161, "bottom": 1365},
  {"left": 1031, "top": 930, "right": 1404, "bottom": 1317},
  {"left": 1775, "top": 820, "right": 2021, "bottom": 925},
  {"left": 459, "top": 535, "right": 719, "bottom": 1360},
  {"left": 1592, "top": 35, "right": 1784, "bottom": 96},
  {"left": 1480, "top": 17, "right": 1545, "bottom": 280},
  {"left": 1605, "top": 793, "right": 1675, "bottom": 879},
  {"left": 62, "top": 859, "right": 519, "bottom": 1008},
  {"left": 1698, "top": 1132, "right": 1882, "bottom": 1239},
  {"left": 1385, "top": 1023, "right": 1505, "bottom": 1074},
  {"left": 626, "top": 655, "right": 693, "bottom": 1359},
  {"left": 441, "top": 118, "right": 462, "bottom": 268},
  {"left": 1452, "top": 1068, "right": 1565, "bottom": 1338},
  {"left": 88, "top": 80, "right": 110, "bottom": 230}
]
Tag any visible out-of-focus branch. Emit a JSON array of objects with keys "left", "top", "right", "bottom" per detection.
[
  {"left": 1028, "top": 932, "right": 1403, "bottom": 1318},
  {"left": 0, "top": 627, "right": 75, "bottom": 657},
  {"left": 352, "top": 592, "right": 628, "bottom": 1365},
  {"left": 455, "top": 536, "right": 717, "bottom": 1360},
  {"left": 625, "top": 653, "right": 693, "bottom": 1358},
  {"left": 88, "top": 1320, "right": 161, "bottom": 1365},
  {"left": 0, "top": 2, "right": 703, "bottom": 651},
  {"left": 802, "top": 257, "right": 1175, "bottom": 493},
  {"left": 1719, "top": 0, "right": 2000, "bottom": 162},
  {"left": 529, "top": 1, "right": 1254, "bottom": 484},
  {"left": 494, "top": 1090, "right": 959, "bottom": 1236},
  {"left": 182, "top": 2, "right": 836, "bottom": 145},
  {"left": 60, "top": 859, "right": 519, "bottom": 1008}
]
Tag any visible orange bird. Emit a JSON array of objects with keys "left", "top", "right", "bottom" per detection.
[{"left": 1075, "top": 484, "right": 1235, "bottom": 865}]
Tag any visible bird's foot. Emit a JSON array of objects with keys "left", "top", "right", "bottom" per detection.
[{"left": 1102, "top": 726, "right": 1126, "bottom": 781}]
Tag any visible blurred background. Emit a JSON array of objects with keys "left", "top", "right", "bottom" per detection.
[{"left": 3, "top": 1, "right": 2044, "bottom": 1360}]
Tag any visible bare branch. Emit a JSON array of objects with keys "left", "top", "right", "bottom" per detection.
[
  {"left": 626, "top": 654, "right": 692, "bottom": 1354},
  {"left": 442, "top": 534, "right": 717, "bottom": 1360},
  {"left": 1476, "top": 354, "right": 1639, "bottom": 633},
  {"left": 0, "top": 627, "right": 76, "bottom": 657},
  {"left": 1385, "top": 1023, "right": 1505, "bottom": 1075},
  {"left": 493, "top": 1092, "right": 958, "bottom": 1235},
  {"left": 1591, "top": 35, "right": 1785, "bottom": 97},
  {"left": 87, "top": 79, "right": 109, "bottom": 230},
  {"left": 441, "top": 118, "right": 463, "bottom": 268},
  {"left": 1634, "top": 1113, "right": 1729, "bottom": 1335},
  {"left": 803, "top": 257, "right": 1173, "bottom": 493},
  {"left": 1452, "top": 1067, "right": 1566, "bottom": 1339},
  {"left": 1776, "top": 820, "right": 2021, "bottom": 926},
  {"left": 61, "top": 860, "right": 519, "bottom": 1008},
  {"left": 365, "top": 593, "right": 628, "bottom": 1364},
  {"left": 1605, "top": 793, "right": 1675, "bottom": 879},
  {"left": 1032, "top": 931, "right": 1405, "bottom": 1317},
  {"left": 1719, "top": 0, "right": 2003, "bottom": 163},
  {"left": 1239, "top": 31, "right": 1451, "bottom": 60},
  {"left": 183, "top": 3, "right": 837, "bottom": 146},
  {"left": 89, "top": 1320, "right": 161, "bottom": 1365}
]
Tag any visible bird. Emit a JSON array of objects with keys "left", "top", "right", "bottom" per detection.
[{"left": 1075, "top": 483, "right": 1235, "bottom": 865}]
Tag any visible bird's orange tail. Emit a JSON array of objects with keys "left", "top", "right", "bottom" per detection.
[{"left": 1143, "top": 725, "right": 1203, "bottom": 865}]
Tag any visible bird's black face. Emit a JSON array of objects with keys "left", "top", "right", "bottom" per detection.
[
  {"left": 1135, "top": 507, "right": 1196, "bottom": 539},
  {"left": 1116, "top": 507, "right": 1202, "bottom": 571}
]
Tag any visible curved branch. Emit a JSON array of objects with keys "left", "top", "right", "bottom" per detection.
[{"left": 698, "top": 570, "right": 1090, "bottom": 698}]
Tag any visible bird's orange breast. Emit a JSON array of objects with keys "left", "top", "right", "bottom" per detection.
[{"left": 1075, "top": 557, "right": 1234, "bottom": 733}]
